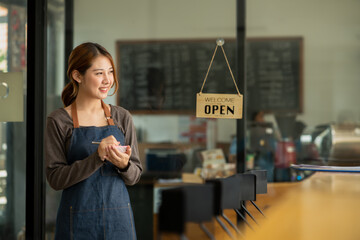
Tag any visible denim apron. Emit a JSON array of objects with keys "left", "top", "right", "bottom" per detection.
[{"left": 55, "top": 101, "right": 136, "bottom": 240}]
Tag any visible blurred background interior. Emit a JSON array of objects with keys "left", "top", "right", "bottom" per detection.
[{"left": 0, "top": 0, "right": 360, "bottom": 239}]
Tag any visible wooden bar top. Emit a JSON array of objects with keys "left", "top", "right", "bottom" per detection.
[
  {"left": 155, "top": 172, "right": 360, "bottom": 239},
  {"left": 244, "top": 172, "right": 360, "bottom": 240}
]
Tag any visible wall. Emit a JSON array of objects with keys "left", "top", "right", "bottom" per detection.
[{"left": 74, "top": 0, "right": 360, "bottom": 141}]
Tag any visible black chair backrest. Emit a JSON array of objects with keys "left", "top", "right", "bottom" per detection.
[
  {"left": 158, "top": 184, "right": 214, "bottom": 233},
  {"left": 206, "top": 177, "right": 242, "bottom": 215},
  {"left": 227, "top": 173, "right": 257, "bottom": 201},
  {"left": 245, "top": 170, "right": 267, "bottom": 194}
]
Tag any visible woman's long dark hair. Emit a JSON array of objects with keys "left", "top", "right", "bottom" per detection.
[{"left": 61, "top": 42, "right": 118, "bottom": 107}]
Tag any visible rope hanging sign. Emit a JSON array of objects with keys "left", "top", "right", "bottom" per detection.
[{"left": 196, "top": 39, "right": 243, "bottom": 119}]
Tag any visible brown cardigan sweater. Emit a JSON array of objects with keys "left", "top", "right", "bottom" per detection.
[{"left": 45, "top": 105, "right": 142, "bottom": 191}]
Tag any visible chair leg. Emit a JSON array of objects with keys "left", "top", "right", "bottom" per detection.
[
  {"left": 199, "top": 222, "right": 216, "bottom": 240},
  {"left": 221, "top": 212, "right": 244, "bottom": 238},
  {"left": 215, "top": 215, "right": 235, "bottom": 239},
  {"left": 250, "top": 200, "right": 266, "bottom": 218},
  {"left": 235, "top": 209, "right": 254, "bottom": 230},
  {"left": 241, "top": 204, "right": 259, "bottom": 225}
]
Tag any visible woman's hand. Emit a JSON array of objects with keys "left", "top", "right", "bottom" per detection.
[
  {"left": 97, "top": 135, "right": 120, "bottom": 161},
  {"left": 106, "top": 145, "right": 132, "bottom": 170}
]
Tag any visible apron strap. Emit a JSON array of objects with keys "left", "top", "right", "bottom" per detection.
[
  {"left": 71, "top": 100, "right": 115, "bottom": 128},
  {"left": 71, "top": 101, "right": 80, "bottom": 128},
  {"left": 101, "top": 100, "right": 115, "bottom": 126}
]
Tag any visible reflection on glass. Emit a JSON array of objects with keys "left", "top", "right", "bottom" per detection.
[
  {"left": 0, "top": 1, "right": 27, "bottom": 239},
  {"left": 0, "top": 5, "right": 8, "bottom": 72}
]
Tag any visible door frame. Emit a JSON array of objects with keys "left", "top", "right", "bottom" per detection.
[
  {"left": 26, "top": 0, "right": 47, "bottom": 238},
  {"left": 26, "top": 0, "right": 73, "bottom": 239}
]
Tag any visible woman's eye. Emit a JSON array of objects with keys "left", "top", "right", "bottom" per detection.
[{"left": 96, "top": 72, "right": 102, "bottom": 75}]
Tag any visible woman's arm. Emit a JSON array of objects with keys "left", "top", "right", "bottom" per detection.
[{"left": 45, "top": 116, "right": 104, "bottom": 191}]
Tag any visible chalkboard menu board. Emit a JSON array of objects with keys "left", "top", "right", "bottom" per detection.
[{"left": 116, "top": 37, "right": 303, "bottom": 114}]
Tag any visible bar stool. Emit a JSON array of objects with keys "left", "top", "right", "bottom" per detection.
[
  {"left": 225, "top": 173, "right": 257, "bottom": 228},
  {"left": 245, "top": 170, "right": 267, "bottom": 217},
  {"left": 158, "top": 184, "right": 215, "bottom": 240},
  {"left": 206, "top": 177, "right": 245, "bottom": 239}
]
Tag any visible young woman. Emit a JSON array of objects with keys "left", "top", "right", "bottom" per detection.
[{"left": 45, "top": 42, "right": 142, "bottom": 239}]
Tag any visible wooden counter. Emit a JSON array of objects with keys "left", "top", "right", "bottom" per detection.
[
  {"left": 244, "top": 172, "right": 360, "bottom": 240},
  {"left": 156, "top": 172, "right": 360, "bottom": 240}
]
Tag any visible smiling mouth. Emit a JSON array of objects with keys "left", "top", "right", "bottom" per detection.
[{"left": 99, "top": 87, "right": 108, "bottom": 92}]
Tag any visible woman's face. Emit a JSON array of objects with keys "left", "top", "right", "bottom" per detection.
[{"left": 78, "top": 55, "right": 114, "bottom": 100}]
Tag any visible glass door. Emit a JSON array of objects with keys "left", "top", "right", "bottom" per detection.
[
  {"left": 70, "top": 1, "right": 238, "bottom": 239},
  {"left": 0, "top": 0, "right": 27, "bottom": 239}
]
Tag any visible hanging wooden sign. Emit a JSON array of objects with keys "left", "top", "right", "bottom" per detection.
[
  {"left": 196, "top": 93, "right": 243, "bottom": 119},
  {"left": 196, "top": 38, "right": 243, "bottom": 119}
]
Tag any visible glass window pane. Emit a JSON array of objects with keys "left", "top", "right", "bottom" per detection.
[
  {"left": 246, "top": 1, "right": 360, "bottom": 182},
  {"left": 0, "top": 1, "right": 27, "bottom": 239},
  {"left": 45, "top": 1, "right": 238, "bottom": 239}
]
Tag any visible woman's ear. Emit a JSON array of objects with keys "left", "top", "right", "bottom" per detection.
[{"left": 72, "top": 70, "right": 82, "bottom": 83}]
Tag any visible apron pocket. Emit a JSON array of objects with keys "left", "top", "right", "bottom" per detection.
[
  {"left": 70, "top": 207, "right": 103, "bottom": 240},
  {"left": 103, "top": 204, "right": 136, "bottom": 240}
]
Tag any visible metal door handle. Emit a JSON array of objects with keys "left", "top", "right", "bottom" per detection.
[{"left": 1, "top": 82, "right": 9, "bottom": 99}]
